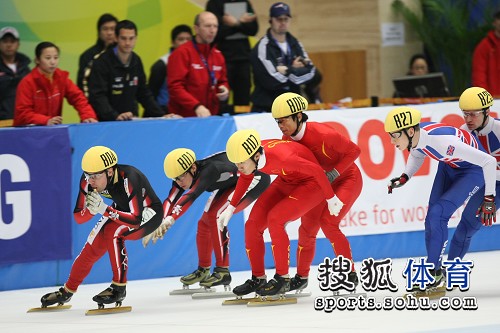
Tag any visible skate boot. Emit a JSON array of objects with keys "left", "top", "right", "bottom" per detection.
[
  {"left": 200, "top": 267, "right": 232, "bottom": 288},
  {"left": 40, "top": 286, "right": 73, "bottom": 307},
  {"left": 92, "top": 283, "right": 126, "bottom": 308},
  {"left": 180, "top": 266, "right": 210, "bottom": 286},
  {"left": 289, "top": 274, "right": 308, "bottom": 292},
  {"left": 348, "top": 271, "right": 359, "bottom": 290},
  {"left": 410, "top": 269, "right": 444, "bottom": 292},
  {"left": 258, "top": 274, "right": 291, "bottom": 297},
  {"left": 233, "top": 275, "right": 267, "bottom": 296}
]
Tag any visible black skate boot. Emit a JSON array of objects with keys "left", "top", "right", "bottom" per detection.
[
  {"left": 40, "top": 287, "right": 73, "bottom": 307},
  {"left": 348, "top": 271, "right": 359, "bottom": 291},
  {"left": 180, "top": 266, "right": 210, "bottom": 286},
  {"left": 289, "top": 274, "right": 308, "bottom": 292},
  {"left": 258, "top": 274, "right": 291, "bottom": 297},
  {"left": 200, "top": 267, "right": 232, "bottom": 288},
  {"left": 233, "top": 275, "right": 267, "bottom": 296},
  {"left": 92, "top": 283, "right": 126, "bottom": 308}
]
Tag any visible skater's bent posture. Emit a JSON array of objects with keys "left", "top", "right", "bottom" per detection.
[
  {"left": 271, "top": 92, "right": 362, "bottom": 292},
  {"left": 219, "top": 129, "right": 342, "bottom": 297},
  {"left": 40, "top": 146, "right": 163, "bottom": 307},
  {"left": 385, "top": 106, "right": 496, "bottom": 291},
  {"left": 143, "top": 148, "right": 270, "bottom": 289}
]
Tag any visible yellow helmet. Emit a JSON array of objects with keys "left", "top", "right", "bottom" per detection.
[
  {"left": 459, "top": 87, "right": 493, "bottom": 111},
  {"left": 226, "top": 129, "right": 261, "bottom": 163},
  {"left": 164, "top": 148, "right": 196, "bottom": 179},
  {"left": 81, "top": 146, "right": 118, "bottom": 173},
  {"left": 271, "top": 92, "right": 309, "bottom": 118},
  {"left": 384, "top": 107, "right": 422, "bottom": 133}
]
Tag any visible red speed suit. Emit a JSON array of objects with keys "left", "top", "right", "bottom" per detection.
[
  {"left": 284, "top": 122, "right": 362, "bottom": 276},
  {"left": 229, "top": 139, "right": 335, "bottom": 277}
]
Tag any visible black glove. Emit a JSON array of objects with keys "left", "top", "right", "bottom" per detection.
[
  {"left": 326, "top": 168, "right": 340, "bottom": 183},
  {"left": 387, "top": 173, "right": 409, "bottom": 194},
  {"left": 476, "top": 195, "right": 496, "bottom": 226}
]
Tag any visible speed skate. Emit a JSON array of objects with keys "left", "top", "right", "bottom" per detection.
[
  {"left": 403, "top": 287, "right": 446, "bottom": 301},
  {"left": 85, "top": 302, "right": 132, "bottom": 316},
  {"left": 27, "top": 304, "right": 72, "bottom": 313},
  {"left": 192, "top": 285, "right": 234, "bottom": 299},
  {"left": 222, "top": 289, "right": 311, "bottom": 306}
]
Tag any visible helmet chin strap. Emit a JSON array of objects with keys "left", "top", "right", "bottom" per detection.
[
  {"left": 404, "top": 128, "right": 414, "bottom": 151},
  {"left": 473, "top": 110, "right": 489, "bottom": 134},
  {"left": 291, "top": 114, "right": 301, "bottom": 137}
]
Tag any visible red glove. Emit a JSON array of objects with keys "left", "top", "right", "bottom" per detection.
[
  {"left": 476, "top": 195, "right": 496, "bottom": 226},
  {"left": 387, "top": 173, "right": 409, "bottom": 194}
]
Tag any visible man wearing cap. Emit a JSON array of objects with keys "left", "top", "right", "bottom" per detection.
[
  {"left": 250, "top": 2, "right": 316, "bottom": 113},
  {"left": 0, "top": 26, "right": 30, "bottom": 120}
]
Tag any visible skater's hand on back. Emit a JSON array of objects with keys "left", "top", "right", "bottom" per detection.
[
  {"left": 153, "top": 216, "right": 175, "bottom": 242},
  {"left": 326, "top": 195, "right": 344, "bottom": 216},
  {"left": 217, "top": 204, "right": 235, "bottom": 231}
]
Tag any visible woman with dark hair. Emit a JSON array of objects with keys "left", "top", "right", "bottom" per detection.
[
  {"left": 407, "top": 53, "right": 431, "bottom": 76},
  {"left": 13, "top": 41, "right": 97, "bottom": 126}
]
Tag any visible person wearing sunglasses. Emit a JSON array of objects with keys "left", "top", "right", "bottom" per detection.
[{"left": 385, "top": 105, "right": 496, "bottom": 293}]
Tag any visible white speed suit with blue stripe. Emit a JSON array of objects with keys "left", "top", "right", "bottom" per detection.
[
  {"left": 403, "top": 122, "right": 496, "bottom": 270},
  {"left": 452, "top": 117, "right": 500, "bottom": 260}
]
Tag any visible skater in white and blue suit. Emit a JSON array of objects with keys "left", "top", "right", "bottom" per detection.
[
  {"left": 451, "top": 87, "right": 499, "bottom": 260},
  {"left": 384, "top": 106, "right": 497, "bottom": 291}
]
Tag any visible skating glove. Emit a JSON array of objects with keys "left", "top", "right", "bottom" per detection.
[
  {"left": 140, "top": 208, "right": 157, "bottom": 248},
  {"left": 217, "top": 204, "right": 236, "bottom": 231},
  {"left": 476, "top": 195, "right": 497, "bottom": 226},
  {"left": 326, "top": 168, "right": 340, "bottom": 183},
  {"left": 387, "top": 173, "right": 409, "bottom": 194},
  {"left": 326, "top": 195, "right": 344, "bottom": 216},
  {"left": 153, "top": 216, "right": 175, "bottom": 242},
  {"left": 86, "top": 191, "right": 107, "bottom": 215}
]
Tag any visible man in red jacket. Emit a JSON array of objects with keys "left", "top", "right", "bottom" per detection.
[
  {"left": 167, "top": 11, "right": 229, "bottom": 117},
  {"left": 472, "top": 11, "right": 500, "bottom": 96}
]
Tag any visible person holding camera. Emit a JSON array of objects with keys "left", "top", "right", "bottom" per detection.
[{"left": 250, "top": 2, "right": 316, "bottom": 113}]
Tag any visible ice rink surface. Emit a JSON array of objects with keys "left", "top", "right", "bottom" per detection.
[{"left": 1, "top": 251, "right": 500, "bottom": 333}]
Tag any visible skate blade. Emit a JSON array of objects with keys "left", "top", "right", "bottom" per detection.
[
  {"left": 85, "top": 305, "right": 132, "bottom": 316},
  {"left": 287, "top": 290, "right": 312, "bottom": 298},
  {"left": 222, "top": 296, "right": 260, "bottom": 305},
  {"left": 192, "top": 290, "right": 235, "bottom": 300},
  {"left": 403, "top": 290, "right": 446, "bottom": 300},
  {"left": 329, "top": 292, "right": 367, "bottom": 299},
  {"left": 27, "top": 304, "right": 72, "bottom": 313},
  {"left": 169, "top": 287, "right": 214, "bottom": 295},
  {"left": 247, "top": 296, "right": 297, "bottom": 307}
]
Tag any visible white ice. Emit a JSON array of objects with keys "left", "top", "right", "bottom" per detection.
[{"left": 1, "top": 251, "right": 500, "bottom": 333}]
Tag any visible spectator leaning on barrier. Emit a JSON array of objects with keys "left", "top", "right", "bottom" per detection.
[
  {"left": 88, "top": 20, "right": 165, "bottom": 121},
  {"left": 0, "top": 26, "right": 31, "bottom": 121},
  {"left": 14, "top": 41, "right": 97, "bottom": 126},
  {"left": 167, "top": 11, "right": 229, "bottom": 117}
]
